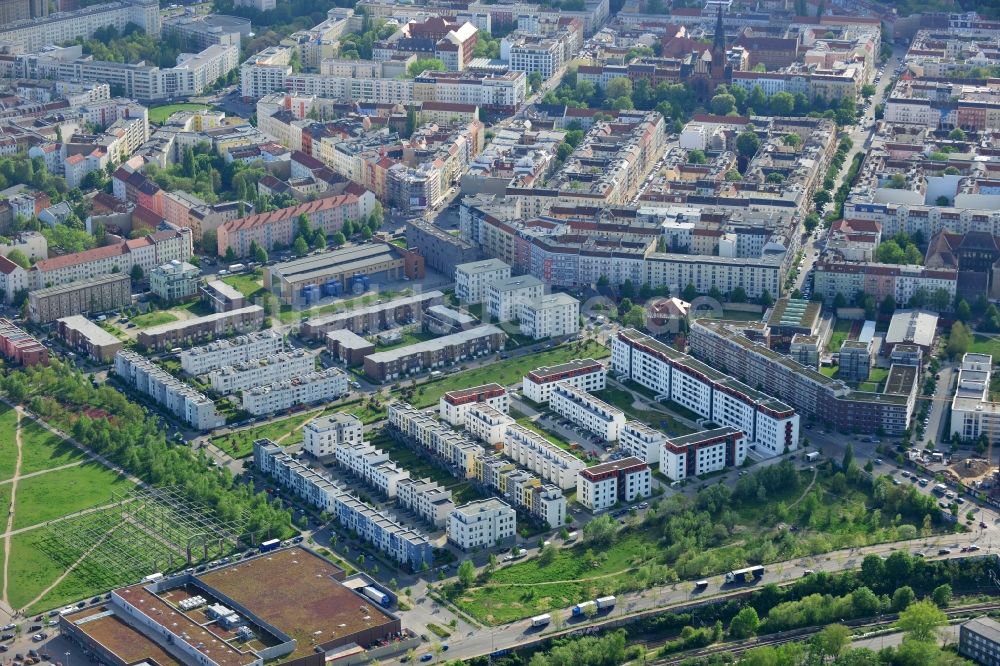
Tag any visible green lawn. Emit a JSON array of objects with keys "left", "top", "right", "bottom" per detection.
[
  {"left": 375, "top": 330, "right": 438, "bottom": 351},
  {"left": 969, "top": 335, "right": 1000, "bottom": 357},
  {"left": 130, "top": 311, "right": 178, "bottom": 329},
  {"left": 148, "top": 103, "right": 210, "bottom": 124},
  {"left": 511, "top": 411, "right": 589, "bottom": 462},
  {"left": 12, "top": 462, "right": 134, "bottom": 530},
  {"left": 595, "top": 387, "right": 695, "bottom": 437},
  {"left": 19, "top": 420, "right": 86, "bottom": 475},
  {"left": 222, "top": 271, "right": 265, "bottom": 300},
  {"left": 826, "top": 319, "right": 853, "bottom": 352},
  {"left": 211, "top": 410, "right": 322, "bottom": 458},
  {"left": 0, "top": 405, "right": 19, "bottom": 482},
  {"left": 820, "top": 366, "right": 838, "bottom": 378},
  {"left": 398, "top": 340, "right": 610, "bottom": 409}
]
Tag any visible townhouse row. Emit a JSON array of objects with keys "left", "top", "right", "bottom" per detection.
[
  {"left": 113, "top": 350, "right": 221, "bottom": 430},
  {"left": 241, "top": 367, "right": 349, "bottom": 416}
]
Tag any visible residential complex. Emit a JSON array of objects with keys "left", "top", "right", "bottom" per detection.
[
  {"left": 113, "top": 350, "right": 220, "bottom": 430},
  {"left": 241, "top": 367, "right": 349, "bottom": 415},
  {"left": 439, "top": 383, "right": 509, "bottom": 426},
  {"left": 149, "top": 260, "right": 200, "bottom": 303},
  {"left": 179, "top": 330, "right": 283, "bottom": 375},
  {"left": 576, "top": 457, "right": 651, "bottom": 512},
  {"left": 518, "top": 292, "right": 580, "bottom": 340},
  {"left": 950, "top": 353, "right": 1000, "bottom": 448},
  {"left": 302, "top": 412, "right": 364, "bottom": 459},
  {"left": 27, "top": 272, "right": 130, "bottom": 324},
  {"left": 0, "top": 318, "right": 47, "bottom": 366},
  {"left": 522, "top": 358, "right": 606, "bottom": 403},
  {"left": 447, "top": 498, "right": 516, "bottom": 550},
  {"left": 550, "top": 382, "right": 626, "bottom": 442},
  {"left": 618, "top": 420, "right": 667, "bottom": 465},
  {"left": 208, "top": 349, "right": 316, "bottom": 395},
  {"left": 487, "top": 275, "right": 544, "bottom": 323},
  {"left": 454, "top": 258, "right": 511, "bottom": 304},
  {"left": 55, "top": 315, "right": 123, "bottom": 363},
  {"left": 660, "top": 427, "right": 746, "bottom": 482},
  {"left": 137, "top": 305, "right": 264, "bottom": 351},
  {"left": 503, "top": 423, "right": 587, "bottom": 490},
  {"left": 363, "top": 324, "right": 506, "bottom": 381}
]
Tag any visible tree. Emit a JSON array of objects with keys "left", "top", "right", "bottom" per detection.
[
  {"left": 528, "top": 71, "right": 543, "bottom": 92},
  {"left": 725, "top": 170, "right": 742, "bottom": 181},
  {"left": 687, "top": 150, "right": 707, "bottom": 165},
  {"left": 949, "top": 127, "right": 966, "bottom": 140},
  {"left": 766, "top": 172, "right": 785, "bottom": 184},
  {"left": 729, "top": 607, "right": 760, "bottom": 639},
  {"left": 408, "top": 57, "right": 446, "bottom": 77},
  {"left": 224, "top": 246, "right": 236, "bottom": 262},
  {"left": 783, "top": 133, "right": 802, "bottom": 148},
  {"left": 622, "top": 305, "right": 645, "bottom": 329},
  {"left": 457, "top": 560, "right": 476, "bottom": 587},
  {"left": 956, "top": 298, "right": 972, "bottom": 322},
  {"left": 931, "top": 583, "right": 952, "bottom": 608},
  {"left": 891, "top": 585, "right": 916, "bottom": 611},
  {"left": 293, "top": 235, "right": 309, "bottom": 257},
  {"left": 130, "top": 263, "right": 144, "bottom": 283},
  {"left": 711, "top": 93, "right": 736, "bottom": 116},
  {"left": 812, "top": 625, "right": 851, "bottom": 659},
  {"left": 730, "top": 286, "right": 747, "bottom": 303},
  {"left": 311, "top": 228, "right": 327, "bottom": 250},
  {"left": 202, "top": 230, "right": 218, "bottom": 256},
  {"left": 250, "top": 240, "right": 268, "bottom": 265},
  {"left": 813, "top": 189, "right": 832, "bottom": 209},
  {"left": 770, "top": 92, "right": 795, "bottom": 115},
  {"left": 332, "top": 231, "right": 346, "bottom": 246},
  {"left": 5, "top": 249, "right": 29, "bottom": 269},
  {"left": 759, "top": 289, "right": 774, "bottom": 307},
  {"left": 896, "top": 600, "right": 947, "bottom": 642},
  {"left": 935, "top": 195, "right": 950, "bottom": 206},
  {"left": 606, "top": 77, "right": 633, "bottom": 101},
  {"left": 842, "top": 442, "right": 854, "bottom": 471},
  {"left": 879, "top": 294, "right": 896, "bottom": 315},
  {"left": 582, "top": 514, "right": 616, "bottom": 546},
  {"left": 682, "top": 283, "right": 698, "bottom": 302},
  {"left": 833, "top": 292, "right": 847, "bottom": 308},
  {"left": 736, "top": 131, "right": 761, "bottom": 159},
  {"left": 947, "top": 321, "right": 971, "bottom": 359}
]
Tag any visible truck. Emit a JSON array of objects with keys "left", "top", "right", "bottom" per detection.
[
  {"left": 572, "top": 601, "right": 597, "bottom": 617},
  {"left": 725, "top": 566, "right": 765, "bottom": 584},
  {"left": 260, "top": 538, "right": 280, "bottom": 553},
  {"left": 595, "top": 596, "right": 616, "bottom": 611},
  {"left": 933, "top": 483, "right": 948, "bottom": 496},
  {"left": 530, "top": 614, "right": 551, "bottom": 628},
  {"left": 141, "top": 573, "right": 164, "bottom": 584},
  {"left": 362, "top": 586, "right": 391, "bottom": 608},
  {"left": 804, "top": 452, "right": 820, "bottom": 462},
  {"left": 228, "top": 263, "right": 246, "bottom": 273},
  {"left": 695, "top": 580, "right": 709, "bottom": 591}
]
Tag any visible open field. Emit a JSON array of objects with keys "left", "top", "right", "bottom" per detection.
[
  {"left": 0, "top": 405, "right": 18, "bottom": 481},
  {"left": 130, "top": 311, "right": 178, "bottom": 328},
  {"left": 398, "top": 340, "right": 610, "bottom": 409},
  {"left": 826, "top": 319, "right": 853, "bottom": 352},
  {"left": 211, "top": 409, "right": 321, "bottom": 458},
  {"left": 19, "top": 419, "right": 86, "bottom": 475},
  {"left": 968, "top": 335, "right": 1000, "bottom": 357},
  {"left": 12, "top": 462, "right": 134, "bottom": 530},
  {"left": 148, "top": 103, "right": 210, "bottom": 124}
]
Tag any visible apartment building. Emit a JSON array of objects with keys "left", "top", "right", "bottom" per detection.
[
  {"left": 487, "top": 275, "right": 545, "bottom": 323},
  {"left": 464, "top": 403, "right": 515, "bottom": 445},
  {"left": 241, "top": 367, "right": 349, "bottom": 415},
  {"left": 576, "top": 457, "right": 651, "bottom": 512},
  {"left": 27, "top": 272, "right": 130, "bottom": 324},
  {"left": 550, "top": 382, "right": 626, "bottom": 442},
  {"left": 363, "top": 324, "right": 506, "bottom": 382},
  {"left": 162, "top": 191, "right": 247, "bottom": 243},
  {"left": 660, "top": 427, "right": 746, "bottom": 482},
  {"left": 439, "top": 383, "right": 509, "bottom": 426},
  {"left": 518, "top": 292, "right": 580, "bottom": 340},
  {"left": 0, "top": 255, "right": 29, "bottom": 305},
  {"left": 180, "top": 330, "right": 283, "bottom": 375},
  {"left": 522, "top": 358, "right": 606, "bottom": 403},
  {"left": 0, "top": 0, "right": 160, "bottom": 53},
  {"left": 396, "top": 477, "right": 456, "bottom": 528},
  {"left": 502, "top": 33, "right": 565, "bottom": 80},
  {"left": 301, "top": 291, "right": 445, "bottom": 340},
  {"left": 619, "top": 420, "right": 667, "bottom": 465},
  {"left": 950, "top": 353, "right": 1000, "bottom": 447},
  {"left": 253, "top": 439, "right": 432, "bottom": 568},
  {"left": 447, "top": 498, "right": 516, "bottom": 550},
  {"left": 454, "top": 258, "right": 511, "bottom": 304},
  {"left": 612, "top": 328, "right": 800, "bottom": 456},
  {"left": 113, "top": 350, "right": 220, "bottom": 430},
  {"left": 335, "top": 442, "right": 410, "bottom": 498},
  {"left": 959, "top": 616, "right": 1000, "bottom": 666},
  {"left": 137, "top": 305, "right": 264, "bottom": 351},
  {"left": 208, "top": 349, "right": 315, "bottom": 395},
  {"left": 813, "top": 260, "right": 958, "bottom": 306},
  {"left": 149, "top": 260, "right": 200, "bottom": 304},
  {"left": 302, "top": 412, "right": 364, "bottom": 459},
  {"left": 503, "top": 423, "right": 586, "bottom": 490},
  {"left": 56, "top": 315, "right": 123, "bottom": 363},
  {"left": 0, "top": 318, "right": 47, "bottom": 366}
]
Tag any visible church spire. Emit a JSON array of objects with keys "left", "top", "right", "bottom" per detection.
[{"left": 713, "top": 4, "right": 726, "bottom": 53}]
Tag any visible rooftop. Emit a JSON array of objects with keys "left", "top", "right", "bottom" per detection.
[
  {"left": 67, "top": 607, "right": 184, "bottom": 666},
  {"left": 581, "top": 456, "right": 648, "bottom": 478},
  {"left": 456, "top": 258, "right": 510, "bottom": 275},
  {"left": 29, "top": 271, "right": 128, "bottom": 297},
  {"left": 365, "top": 324, "right": 504, "bottom": 363},
  {"left": 270, "top": 243, "right": 404, "bottom": 283},
  {"left": 56, "top": 315, "right": 122, "bottom": 347},
  {"left": 666, "top": 425, "right": 743, "bottom": 447}
]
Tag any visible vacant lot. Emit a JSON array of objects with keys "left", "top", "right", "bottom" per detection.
[
  {"left": 12, "top": 462, "right": 134, "bottom": 530},
  {"left": 211, "top": 410, "right": 321, "bottom": 458},
  {"left": 969, "top": 335, "right": 1000, "bottom": 358},
  {"left": 148, "top": 103, "right": 210, "bottom": 124}
]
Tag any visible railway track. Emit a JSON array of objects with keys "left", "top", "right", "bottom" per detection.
[{"left": 646, "top": 601, "right": 1000, "bottom": 665}]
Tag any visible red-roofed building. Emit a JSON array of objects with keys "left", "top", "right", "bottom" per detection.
[
  {"left": 0, "top": 254, "right": 28, "bottom": 303},
  {"left": 0, "top": 318, "right": 47, "bottom": 365}
]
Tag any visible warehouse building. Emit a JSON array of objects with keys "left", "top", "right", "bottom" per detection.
[
  {"left": 363, "top": 324, "right": 506, "bottom": 381},
  {"left": 264, "top": 243, "right": 425, "bottom": 304},
  {"left": 241, "top": 367, "right": 348, "bottom": 415},
  {"left": 180, "top": 330, "right": 282, "bottom": 375},
  {"left": 56, "top": 315, "right": 123, "bottom": 362},
  {"left": 28, "top": 272, "right": 130, "bottom": 324},
  {"left": 302, "top": 290, "right": 445, "bottom": 340},
  {"left": 137, "top": 305, "right": 264, "bottom": 351}
]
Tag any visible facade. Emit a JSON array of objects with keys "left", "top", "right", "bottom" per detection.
[
  {"left": 522, "top": 358, "right": 606, "bottom": 403},
  {"left": 813, "top": 260, "right": 957, "bottom": 307},
  {"left": 660, "top": 426, "right": 746, "bottom": 482},
  {"left": 241, "top": 367, "right": 349, "bottom": 415},
  {"left": 149, "top": 260, "right": 200, "bottom": 303},
  {"left": 0, "top": 318, "right": 47, "bottom": 365},
  {"left": 200, "top": 279, "right": 246, "bottom": 312},
  {"left": 335, "top": 442, "right": 410, "bottom": 499},
  {"left": 487, "top": 274, "right": 544, "bottom": 322},
  {"left": 503, "top": 423, "right": 586, "bottom": 490},
  {"left": 180, "top": 330, "right": 282, "bottom": 375},
  {"left": 27, "top": 272, "right": 130, "bottom": 324},
  {"left": 576, "top": 457, "right": 651, "bottom": 511},
  {"left": 254, "top": 439, "right": 432, "bottom": 568},
  {"left": 302, "top": 412, "right": 364, "bottom": 459},
  {"left": 839, "top": 339, "right": 873, "bottom": 382},
  {"left": 447, "top": 498, "right": 516, "bottom": 550},
  {"left": 208, "top": 349, "right": 315, "bottom": 395},
  {"left": 950, "top": 353, "right": 1000, "bottom": 448},
  {"left": 550, "top": 382, "right": 626, "bottom": 442},
  {"left": 56, "top": 315, "right": 123, "bottom": 362},
  {"left": 455, "top": 258, "right": 511, "bottom": 304},
  {"left": 114, "top": 350, "right": 220, "bottom": 430},
  {"left": 325, "top": 329, "right": 376, "bottom": 366},
  {"left": 960, "top": 616, "right": 1000, "bottom": 666},
  {"left": 0, "top": 0, "right": 160, "bottom": 53},
  {"left": 613, "top": 328, "right": 800, "bottom": 456},
  {"left": 464, "top": 403, "right": 514, "bottom": 445},
  {"left": 619, "top": 420, "right": 667, "bottom": 465},
  {"left": 518, "top": 292, "right": 579, "bottom": 339},
  {"left": 301, "top": 290, "right": 444, "bottom": 339},
  {"left": 0, "top": 255, "right": 29, "bottom": 305},
  {"left": 137, "top": 305, "right": 264, "bottom": 351},
  {"left": 439, "top": 383, "right": 509, "bottom": 426},
  {"left": 363, "top": 324, "right": 505, "bottom": 381}
]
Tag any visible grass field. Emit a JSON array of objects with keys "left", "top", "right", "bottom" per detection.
[
  {"left": 0, "top": 405, "right": 18, "bottom": 481},
  {"left": 399, "top": 340, "right": 610, "bottom": 409},
  {"left": 12, "top": 462, "right": 134, "bottom": 530},
  {"left": 222, "top": 272, "right": 265, "bottom": 300},
  {"left": 211, "top": 410, "right": 321, "bottom": 458},
  {"left": 826, "top": 319, "right": 853, "bottom": 352},
  {"left": 130, "top": 310, "right": 178, "bottom": 329},
  {"left": 969, "top": 335, "right": 1000, "bottom": 357},
  {"left": 19, "top": 420, "right": 86, "bottom": 475},
  {"left": 148, "top": 103, "right": 210, "bottom": 124}
]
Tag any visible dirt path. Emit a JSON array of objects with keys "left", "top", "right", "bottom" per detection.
[
  {"left": 787, "top": 467, "right": 819, "bottom": 510},
  {"left": 0, "top": 500, "right": 121, "bottom": 540},
  {"left": 2, "top": 408, "right": 24, "bottom": 607},
  {"left": 0, "top": 460, "right": 85, "bottom": 486}
]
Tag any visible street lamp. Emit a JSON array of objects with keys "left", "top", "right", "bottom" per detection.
[{"left": 65, "top": 651, "right": 71, "bottom": 666}]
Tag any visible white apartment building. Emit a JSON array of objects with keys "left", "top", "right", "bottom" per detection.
[
  {"left": 113, "top": 350, "right": 220, "bottom": 430},
  {"left": 576, "top": 457, "right": 651, "bottom": 512},
  {"left": 0, "top": 256, "right": 29, "bottom": 305},
  {"left": 302, "top": 412, "right": 363, "bottom": 459},
  {"left": 208, "top": 349, "right": 315, "bottom": 395},
  {"left": 464, "top": 403, "right": 514, "bottom": 445},
  {"left": 550, "top": 382, "right": 625, "bottom": 442},
  {"left": 0, "top": 0, "right": 160, "bottom": 53},
  {"left": 455, "top": 258, "right": 511, "bottom": 304},
  {"left": 439, "top": 383, "right": 509, "bottom": 426},
  {"left": 619, "top": 420, "right": 667, "bottom": 465},
  {"left": 487, "top": 274, "right": 544, "bottom": 322},
  {"left": 503, "top": 423, "right": 586, "bottom": 490},
  {"left": 518, "top": 292, "right": 580, "bottom": 339},
  {"left": 660, "top": 427, "right": 746, "bottom": 483},
  {"left": 522, "top": 358, "right": 606, "bottom": 403},
  {"left": 447, "top": 498, "right": 516, "bottom": 550},
  {"left": 180, "top": 330, "right": 283, "bottom": 375},
  {"left": 950, "top": 353, "right": 1000, "bottom": 447},
  {"left": 397, "top": 477, "right": 456, "bottom": 528},
  {"left": 241, "top": 367, "right": 348, "bottom": 415},
  {"left": 503, "top": 35, "right": 564, "bottom": 80},
  {"left": 612, "top": 328, "right": 800, "bottom": 457}
]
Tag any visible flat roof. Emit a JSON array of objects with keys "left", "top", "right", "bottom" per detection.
[
  {"left": 490, "top": 274, "right": 544, "bottom": 293},
  {"left": 456, "top": 258, "right": 509, "bottom": 275},
  {"left": 306, "top": 291, "right": 443, "bottom": 328},
  {"left": 886, "top": 309, "right": 938, "bottom": 348},
  {"left": 767, "top": 297, "right": 821, "bottom": 331},
  {"left": 198, "top": 547, "right": 396, "bottom": 659},
  {"left": 205, "top": 279, "right": 244, "bottom": 301},
  {"left": 68, "top": 607, "right": 184, "bottom": 666},
  {"left": 581, "top": 456, "right": 648, "bottom": 477},
  {"left": 667, "top": 425, "right": 742, "bottom": 446},
  {"left": 527, "top": 357, "right": 604, "bottom": 382},
  {"left": 29, "top": 271, "right": 128, "bottom": 297},
  {"left": 365, "top": 324, "right": 504, "bottom": 363},
  {"left": 884, "top": 363, "right": 918, "bottom": 396},
  {"left": 325, "top": 328, "right": 374, "bottom": 349},
  {"left": 270, "top": 244, "right": 401, "bottom": 283},
  {"left": 443, "top": 383, "right": 506, "bottom": 400},
  {"left": 57, "top": 315, "right": 121, "bottom": 347},
  {"left": 140, "top": 305, "right": 263, "bottom": 336}
]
